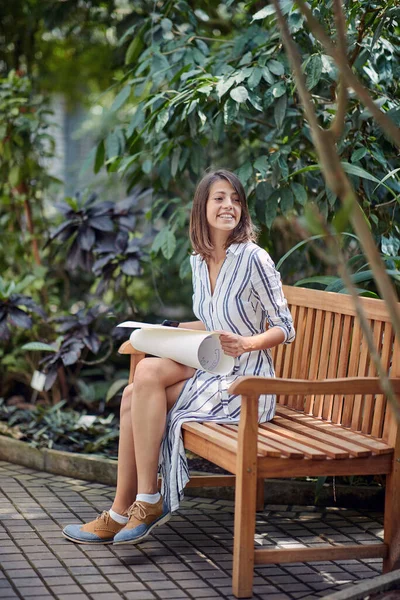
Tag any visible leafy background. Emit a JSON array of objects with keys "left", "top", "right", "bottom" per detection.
[{"left": 0, "top": 0, "right": 399, "bottom": 455}]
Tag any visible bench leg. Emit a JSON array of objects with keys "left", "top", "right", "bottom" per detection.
[
  {"left": 383, "top": 460, "right": 400, "bottom": 572},
  {"left": 256, "top": 478, "right": 265, "bottom": 512},
  {"left": 232, "top": 395, "right": 258, "bottom": 598}
]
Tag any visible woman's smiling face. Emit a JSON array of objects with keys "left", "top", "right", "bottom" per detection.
[{"left": 206, "top": 178, "right": 242, "bottom": 237}]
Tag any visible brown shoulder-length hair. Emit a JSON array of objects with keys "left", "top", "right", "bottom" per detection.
[{"left": 189, "top": 169, "right": 258, "bottom": 260}]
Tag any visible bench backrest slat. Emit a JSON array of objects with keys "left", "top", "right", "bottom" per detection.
[{"left": 271, "top": 286, "right": 399, "bottom": 441}]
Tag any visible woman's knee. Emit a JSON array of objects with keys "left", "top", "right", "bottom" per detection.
[
  {"left": 133, "top": 357, "right": 166, "bottom": 389},
  {"left": 120, "top": 383, "right": 134, "bottom": 417}
]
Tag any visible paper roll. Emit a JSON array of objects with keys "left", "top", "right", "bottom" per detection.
[{"left": 128, "top": 328, "right": 234, "bottom": 375}]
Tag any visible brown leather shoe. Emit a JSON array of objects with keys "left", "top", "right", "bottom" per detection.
[
  {"left": 113, "top": 496, "right": 171, "bottom": 545},
  {"left": 62, "top": 511, "right": 126, "bottom": 544}
]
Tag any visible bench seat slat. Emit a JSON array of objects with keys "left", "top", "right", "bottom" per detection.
[
  {"left": 272, "top": 415, "right": 369, "bottom": 458},
  {"left": 276, "top": 406, "right": 393, "bottom": 454},
  {"left": 204, "top": 423, "right": 282, "bottom": 458},
  {"left": 270, "top": 416, "right": 350, "bottom": 459},
  {"left": 222, "top": 424, "right": 304, "bottom": 459},
  {"left": 258, "top": 424, "right": 326, "bottom": 459},
  {"left": 183, "top": 422, "right": 266, "bottom": 458},
  {"left": 260, "top": 421, "right": 352, "bottom": 459}
]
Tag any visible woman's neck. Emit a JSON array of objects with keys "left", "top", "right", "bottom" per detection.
[{"left": 209, "top": 236, "right": 228, "bottom": 264}]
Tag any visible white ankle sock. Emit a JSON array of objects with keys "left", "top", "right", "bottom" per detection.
[
  {"left": 136, "top": 492, "right": 161, "bottom": 504},
  {"left": 109, "top": 508, "right": 129, "bottom": 524}
]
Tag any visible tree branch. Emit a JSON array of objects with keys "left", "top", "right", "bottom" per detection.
[
  {"left": 349, "top": 10, "right": 366, "bottom": 67},
  {"left": 329, "top": 0, "right": 348, "bottom": 140},
  {"left": 268, "top": 0, "right": 400, "bottom": 417},
  {"left": 295, "top": 0, "right": 400, "bottom": 148},
  {"left": 329, "top": 78, "right": 348, "bottom": 141}
]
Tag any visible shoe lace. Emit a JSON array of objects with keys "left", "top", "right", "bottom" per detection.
[
  {"left": 95, "top": 511, "right": 109, "bottom": 525},
  {"left": 127, "top": 501, "right": 148, "bottom": 521}
]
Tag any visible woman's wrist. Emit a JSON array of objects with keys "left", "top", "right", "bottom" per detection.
[{"left": 242, "top": 336, "right": 254, "bottom": 353}]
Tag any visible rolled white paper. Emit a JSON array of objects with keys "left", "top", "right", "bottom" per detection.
[{"left": 117, "top": 321, "right": 234, "bottom": 375}]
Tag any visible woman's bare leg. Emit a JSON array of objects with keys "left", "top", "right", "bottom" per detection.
[
  {"left": 111, "top": 358, "right": 195, "bottom": 513},
  {"left": 111, "top": 383, "right": 137, "bottom": 515},
  {"left": 131, "top": 358, "right": 195, "bottom": 495}
]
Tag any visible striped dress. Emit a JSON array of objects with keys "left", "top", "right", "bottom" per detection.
[{"left": 159, "top": 241, "right": 295, "bottom": 511}]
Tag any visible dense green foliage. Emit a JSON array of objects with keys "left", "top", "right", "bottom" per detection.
[
  {"left": 0, "top": 1, "right": 399, "bottom": 413},
  {"left": 93, "top": 0, "right": 400, "bottom": 282}
]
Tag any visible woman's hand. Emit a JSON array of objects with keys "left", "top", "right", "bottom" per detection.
[{"left": 217, "top": 331, "right": 250, "bottom": 357}]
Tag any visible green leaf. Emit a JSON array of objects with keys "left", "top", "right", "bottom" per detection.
[
  {"left": 216, "top": 76, "right": 235, "bottom": 99},
  {"left": 106, "top": 378, "right": 128, "bottom": 403},
  {"left": 280, "top": 187, "right": 294, "bottom": 213},
  {"left": 247, "top": 67, "right": 263, "bottom": 90},
  {"left": 21, "top": 342, "right": 56, "bottom": 352},
  {"left": 295, "top": 276, "right": 339, "bottom": 287},
  {"left": 230, "top": 86, "right": 249, "bottom": 104},
  {"left": 274, "top": 94, "right": 287, "bottom": 129},
  {"left": 351, "top": 147, "right": 367, "bottom": 162},
  {"left": 278, "top": 155, "right": 289, "bottom": 180},
  {"left": 265, "top": 191, "right": 279, "bottom": 228},
  {"left": 110, "top": 85, "right": 131, "bottom": 112},
  {"left": 256, "top": 181, "right": 274, "bottom": 201},
  {"left": 171, "top": 147, "right": 181, "bottom": 178},
  {"left": 291, "top": 182, "right": 307, "bottom": 205},
  {"left": 79, "top": 146, "right": 96, "bottom": 175},
  {"left": 339, "top": 289, "right": 379, "bottom": 298},
  {"left": 105, "top": 131, "right": 121, "bottom": 160},
  {"left": 161, "top": 18, "right": 173, "bottom": 32},
  {"left": 268, "top": 60, "right": 284, "bottom": 76},
  {"left": 373, "top": 167, "right": 400, "bottom": 192},
  {"left": 239, "top": 51, "right": 252, "bottom": 67},
  {"left": 213, "top": 113, "right": 224, "bottom": 143},
  {"left": 271, "top": 81, "right": 286, "bottom": 98},
  {"left": 223, "top": 98, "right": 238, "bottom": 125},
  {"left": 341, "top": 162, "right": 380, "bottom": 184},
  {"left": 261, "top": 66, "right": 274, "bottom": 84},
  {"left": 125, "top": 33, "right": 144, "bottom": 65},
  {"left": 94, "top": 141, "right": 105, "bottom": 174},
  {"left": 8, "top": 165, "right": 20, "bottom": 187},
  {"left": 179, "top": 256, "right": 191, "bottom": 279},
  {"left": 127, "top": 107, "right": 145, "bottom": 137},
  {"left": 252, "top": 5, "right": 275, "bottom": 20},
  {"left": 161, "top": 229, "right": 176, "bottom": 260},
  {"left": 155, "top": 110, "right": 169, "bottom": 133},
  {"left": 253, "top": 156, "right": 269, "bottom": 177},
  {"left": 248, "top": 91, "right": 263, "bottom": 112},
  {"left": 381, "top": 235, "right": 400, "bottom": 257},
  {"left": 325, "top": 270, "right": 400, "bottom": 293},
  {"left": 236, "top": 162, "right": 253, "bottom": 185},
  {"left": 276, "top": 234, "right": 324, "bottom": 269},
  {"left": 142, "top": 159, "right": 152, "bottom": 174},
  {"left": 288, "top": 164, "right": 320, "bottom": 178},
  {"left": 306, "top": 54, "right": 323, "bottom": 90}
]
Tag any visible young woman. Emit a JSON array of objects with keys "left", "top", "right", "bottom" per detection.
[{"left": 62, "top": 169, "right": 295, "bottom": 546}]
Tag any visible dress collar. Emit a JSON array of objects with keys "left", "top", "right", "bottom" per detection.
[
  {"left": 226, "top": 242, "right": 246, "bottom": 256},
  {"left": 196, "top": 242, "right": 246, "bottom": 262}
]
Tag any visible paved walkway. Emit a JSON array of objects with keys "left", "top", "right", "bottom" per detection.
[{"left": 0, "top": 461, "right": 384, "bottom": 600}]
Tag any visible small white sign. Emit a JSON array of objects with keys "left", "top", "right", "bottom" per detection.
[{"left": 31, "top": 370, "right": 47, "bottom": 392}]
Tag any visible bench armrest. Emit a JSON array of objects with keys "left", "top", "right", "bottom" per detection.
[
  {"left": 118, "top": 341, "right": 146, "bottom": 384},
  {"left": 118, "top": 341, "right": 146, "bottom": 356},
  {"left": 228, "top": 376, "right": 400, "bottom": 397}
]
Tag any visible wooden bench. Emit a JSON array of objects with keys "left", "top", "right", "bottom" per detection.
[{"left": 119, "top": 285, "right": 400, "bottom": 598}]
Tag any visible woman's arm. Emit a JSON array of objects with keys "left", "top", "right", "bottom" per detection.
[
  {"left": 219, "top": 327, "right": 285, "bottom": 357},
  {"left": 179, "top": 320, "right": 206, "bottom": 330}
]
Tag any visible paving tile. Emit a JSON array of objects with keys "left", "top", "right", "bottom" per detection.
[
  {"left": 12, "top": 585, "right": 53, "bottom": 597},
  {"left": 0, "top": 460, "right": 387, "bottom": 600},
  {"left": 123, "top": 593, "right": 156, "bottom": 600}
]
